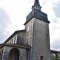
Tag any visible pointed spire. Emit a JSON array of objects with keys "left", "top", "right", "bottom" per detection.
[
  {"left": 32, "top": 0, "right": 41, "bottom": 10},
  {"left": 34, "top": 0, "right": 40, "bottom": 6}
]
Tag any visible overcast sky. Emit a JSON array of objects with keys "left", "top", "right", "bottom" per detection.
[{"left": 0, "top": 0, "right": 60, "bottom": 51}]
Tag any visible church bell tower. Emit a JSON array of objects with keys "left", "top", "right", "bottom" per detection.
[{"left": 24, "top": 0, "right": 51, "bottom": 60}]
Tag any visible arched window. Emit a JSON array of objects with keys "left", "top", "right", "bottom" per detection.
[
  {"left": 27, "top": 39, "right": 28, "bottom": 44},
  {"left": 40, "top": 56, "right": 43, "bottom": 60},
  {"left": 14, "top": 37, "right": 17, "bottom": 44},
  {"left": 11, "top": 39, "right": 13, "bottom": 43}
]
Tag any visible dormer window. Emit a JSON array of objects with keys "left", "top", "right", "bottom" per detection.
[
  {"left": 12, "top": 38, "right": 14, "bottom": 44},
  {"left": 9, "top": 40, "right": 12, "bottom": 43},
  {"left": 27, "top": 39, "right": 28, "bottom": 45},
  {"left": 12, "top": 39, "right": 13, "bottom": 43},
  {"left": 8, "top": 41, "right": 10, "bottom": 43},
  {"left": 7, "top": 36, "right": 17, "bottom": 44},
  {"left": 14, "top": 37, "right": 17, "bottom": 44}
]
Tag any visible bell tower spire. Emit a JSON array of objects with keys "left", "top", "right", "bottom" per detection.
[
  {"left": 24, "top": 0, "right": 50, "bottom": 25},
  {"left": 32, "top": 0, "right": 41, "bottom": 10}
]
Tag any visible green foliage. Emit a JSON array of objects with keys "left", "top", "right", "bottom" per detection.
[{"left": 52, "top": 54, "right": 57, "bottom": 60}]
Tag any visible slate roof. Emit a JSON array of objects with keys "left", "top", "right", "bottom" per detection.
[
  {"left": 24, "top": 9, "right": 50, "bottom": 25},
  {"left": 4, "top": 30, "right": 26, "bottom": 43}
]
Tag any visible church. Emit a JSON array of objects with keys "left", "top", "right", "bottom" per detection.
[{"left": 0, "top": 0, "right": 60, "bottom": 60}]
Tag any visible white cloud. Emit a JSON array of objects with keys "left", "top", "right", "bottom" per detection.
[
  {"left": 41, "top": 0, "right": 60, "bottom": 51},
  {"left": 0, "top": 8, "right": 11, "bottom": 43},
  {"left": 52, "top": 0, "right": 60, "bottom": 4},
  {"left": 0, "top": 0, "right": 34, "bottom": 42},
  {"left": 50, "top": 17, "right": 60, "bottom": 51}
]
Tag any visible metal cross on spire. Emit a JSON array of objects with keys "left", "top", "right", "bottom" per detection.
[{"left": 32, "top": 0, "right": 41, "bottom": 10}]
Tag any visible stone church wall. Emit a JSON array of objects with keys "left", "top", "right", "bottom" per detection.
[
  {"left": 31, "top": 18, "right": 50, "bottom": 60},
  {"left": 17, "top": 31, "right": 26, "bottom": 45},
  {"left": 1, "top": 46, "right": 27, "bottom": 60}
]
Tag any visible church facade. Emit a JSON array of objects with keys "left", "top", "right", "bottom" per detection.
[{"left": 0, "top": 0, "right": 60, "bottom": 60}]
